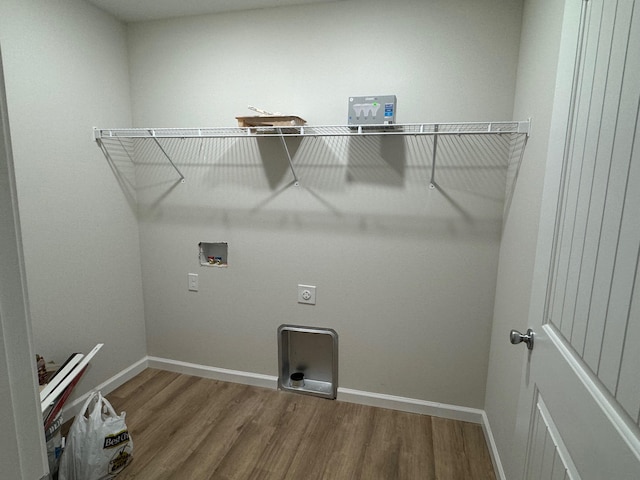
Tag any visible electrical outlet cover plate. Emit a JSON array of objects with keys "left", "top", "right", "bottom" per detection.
[{"left": 298, "top": 285, "right": 316, "bottom": 305}]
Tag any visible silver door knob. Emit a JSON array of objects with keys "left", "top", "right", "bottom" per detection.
[{"left": 510, "top": 328, "right": 534, "bottom": 350}]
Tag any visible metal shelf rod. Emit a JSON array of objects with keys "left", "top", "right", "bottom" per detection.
[
  {"left": 149, "top": 130, "right": 186, "bottom": 183},
  {"left": 278, "top": 128, "right": 300, "bottom": 187},
  {"left": 430, "top": 124, "right": 439, "bottom": 189}
]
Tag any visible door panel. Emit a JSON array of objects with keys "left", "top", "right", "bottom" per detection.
[
  {"left": 617, "top": 261, "right": 640, "bottom": 424},
  {"left": 566, "top": 0, "right": 619, "bottom": 358},
  {"left": 524, "top": 327, "right": 640, "bottom": 478},
  {"left": 517, "top": 0, "right": 640, "bottom": 478},
  {"left": 525, "top": 391, "right": 577, "bottom": 480},
  {"left": 546, "top": 0, "right": 640, "bottom": 421}
]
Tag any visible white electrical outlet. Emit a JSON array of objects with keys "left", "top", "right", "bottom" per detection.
[
  {"left": 188, "top": 273, "right": 198, "bottom": 292},
  {"left": 298, "top": 284, "right": 316, "bottom": 305}
]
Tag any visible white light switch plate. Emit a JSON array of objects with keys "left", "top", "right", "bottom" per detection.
[
  {"left": 298, "top": 284, "right": 316, "bottom": 305},
  {"left": 188, "top": 273, "right": 198, "bottom": 292}
]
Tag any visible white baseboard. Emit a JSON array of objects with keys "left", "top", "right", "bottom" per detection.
[
  {"left": 149, "top": 356, "right": 485, "bottom": 424},
  {"left": 146, "top": 356, "right": 278, "bottom": 389},
  {"left": 62, "top": 356, "right": 149, "bottom": 420},
  {"left": 62, "top": 356, "right": 505, "bottom": 479},
  {"left": 336, "top": 387, "right": 485, "bottom": 424}
]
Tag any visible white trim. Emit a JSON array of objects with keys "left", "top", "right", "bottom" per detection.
[
  {"left": 62, "top": 356, "right": 148, "bottom": 420},
  {"left": 544, "top": 324, "right": 640, "bottom": 463},
  {"left": 0, "top": 46, "right": 49, "bottom": 478},
  {"left": 535, "top": 393, "right": 580, "bottom": 480},
  {"left": 480, "top": 411, "right": 507, "bottom": 480},
  {"left": 336, "top": 387, "right": 484, "bottom": 424},
  {"left": 149, "top": 356, "right": 486, "bottom": 423},
  {"left": 69, "top": 356, "right": 491, "bottom": 423},
  {"left": 146, "top": 356, "right": 278, "bottom": 389}
]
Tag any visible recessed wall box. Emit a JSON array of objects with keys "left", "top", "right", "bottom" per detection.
[
  {"left": 278, "top": 324, "right": 338, "bottom": 399},
  {"left": 199, "top": 242, "right": 228, "bottom": 267},
  {"left": 348, "top": 95, "right": 397, "bottom": 125}
]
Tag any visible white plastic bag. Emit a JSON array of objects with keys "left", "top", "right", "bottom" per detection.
[{"left": 58, "top": 391, "right": 133, "bottom": 480}]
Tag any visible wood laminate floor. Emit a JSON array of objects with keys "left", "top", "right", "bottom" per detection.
[{"left": 104, "top": 369, "right": 496, "bottom": 479}]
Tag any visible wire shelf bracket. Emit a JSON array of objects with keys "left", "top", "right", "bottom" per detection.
[{"left": 278, "top": 128, "right": 300, "bottom": 187}]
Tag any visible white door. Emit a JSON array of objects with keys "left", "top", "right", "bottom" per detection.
[{"left": 514, "top": 0, "right": 640, "bottom": 479}]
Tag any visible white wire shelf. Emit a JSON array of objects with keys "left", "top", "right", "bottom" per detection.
[
  {"left": 94, "top": 121, "right": 530, "bottom": 140},
  {"left": 94, "top": 120, "right": 530, "bottom": 187}
]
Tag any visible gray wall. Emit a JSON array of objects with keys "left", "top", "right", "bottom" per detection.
[
  {"left": 483, "top": 0, "right": 566, "bottom": 477},
  {"left": 127, "top": 0, "right": 524, "bottom": 408},
  {"left": 0, "top": 0, "right": 147, "bottom": 406}
]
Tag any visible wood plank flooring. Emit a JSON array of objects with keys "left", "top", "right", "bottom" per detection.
[{"left": 104, "top": 369, "right": 496, "bottom": 479}]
